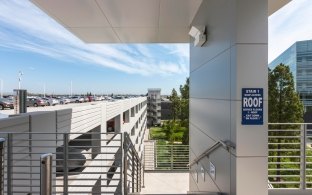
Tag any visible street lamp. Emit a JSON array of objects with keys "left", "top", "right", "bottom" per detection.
[
  {"left": 43, "top": 83, "right": 46, "bottom": 98},
  {"left": 0, "top": 79, "right": 3, "bottom": 98},
  {"left": 70, "top": 81, "right": 73, "bottom": 96},
  {"left": 18, "top": 71, "right": 23, "bottom": 89}
]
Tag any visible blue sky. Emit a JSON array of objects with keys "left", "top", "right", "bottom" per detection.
[
  {"left": 0, "top": 0, "right": 189, "bottom": 95},
  {"left": 0, "top": 0, "right": 311, "bottom": 95},
  {"left": 269, "top": 0, "right": 312, "bottom": 62}
]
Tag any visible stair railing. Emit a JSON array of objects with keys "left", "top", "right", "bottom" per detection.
[
  {"left": 189, "top": 140, "right": 235, "bottom": 167},
  {"left": 123, "top": 132, "right": 143, "bottom": 195}
]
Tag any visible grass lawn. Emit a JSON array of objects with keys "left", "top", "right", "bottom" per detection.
[
  {"left": 149, "top": 127, "right": 166, "bottom": 140},
  {"left": 149, "top": 126, "right": 184, "bottom": 143}
]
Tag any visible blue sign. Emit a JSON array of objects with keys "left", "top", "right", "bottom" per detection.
[{"left": 242, "top": 88, "right": 263, "bottom": 125}]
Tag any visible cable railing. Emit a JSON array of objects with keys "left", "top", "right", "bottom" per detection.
[
  {"left": 0, "top": 131, "right": 143, "bottom": 195},
  {"left": 144, "top": 144, "right": 189, "bottom": 171},
  {"left": 268, "top": 123, "right": 312, "bottom": 189}
]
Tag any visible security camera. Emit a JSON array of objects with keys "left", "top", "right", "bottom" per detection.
[{"left": 189, "top": 25, "right": 206, "bottom": 47}]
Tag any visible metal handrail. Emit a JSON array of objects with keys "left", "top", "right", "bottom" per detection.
[
  {"left": 107, "top": 133, "right": 118, "bottom": 145},
  {"left": 124, "top": 133, "right": 141, "bottom": 162},
  {"left": 0, "top": 132, "right": 124, "bottom": 195},
  {"left": 268, "top": 123, "right": 312, "bottom": 125},
  {"left": 189, "top": 140, "right": 235, "bottom": 167},
  {"left": 123, "top": 132, "right": 143, "bottom": 195},
  {"left": 144, "top": 144, "right": 189, "bottom": 171},
  {"left": 0, "top": 138, "right": 5, "bottom": 195},
  {"left": 268, "top": 123, "right": 309, "bottom": 189}
]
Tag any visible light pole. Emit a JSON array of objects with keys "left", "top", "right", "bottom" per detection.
[
  {"left": 70, "top": 81, "right": 72, "bottom": 96},
  {"left": 0, "top": 79, "right": 3, "bottom": 98},
  {"left": 18, "top": 71, "right": 23, "bottom": 89},
  {"left": 43, "top": 83, "right": 46, "bottom": 98}
]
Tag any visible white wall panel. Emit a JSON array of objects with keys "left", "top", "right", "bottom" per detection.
[
  {"left": 0, "top": 115, "right": 30, "bottom": 133},
  {"left": 190, "top": 50, "right": 231, "bottom": 99},
  {"left": 190, "top": 0, "right": 233, "bottom": 72},
  {"left": 230, "top": 45, "right": 268, "bottom": 100},
  {"left": 235, "top": 0, "right": 268, "bottom": 44},
  {"left": 190, "top": 98, "right": 231, "bottom": 142},
  {"left": 234, "top": 156, "right": 268, "bottom": 195},
  {"left": 106, "top": 101, "right": 122, "bottom": 120},
  {"left": 190, "top": 0, "right": 268, "bottom": 194},
  {"left": 189, "top": 124, "right": 216, "bottom": 158}
]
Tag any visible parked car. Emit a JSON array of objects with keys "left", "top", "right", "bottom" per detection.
[
  {"left": 42, "top": 98, "right": 59, "bottom": 106},
  {"left": 0, "top": 98, "right": 14, "bottom": 110},
  {"left": 95, "top": 96, "right": 103, "bottom": 101},
  {"left": 58, "top": 97, "right": 71, "bottom": 104},
  {"left": 114, "top": 96, "right": 124, "bottom": 100},
  {"left": 26, "top": 98, "right": 48, "bottom": 107},
  {"left": 70, "top": 96, "right": 84, "bottom": 103}
]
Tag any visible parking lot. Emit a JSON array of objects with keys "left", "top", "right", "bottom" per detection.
[
  {"left": 0, "top": 95, "right": 146, "bottom": 119},
  {"left": 0, "top": 100, "right": 108, "bottom": 117}
]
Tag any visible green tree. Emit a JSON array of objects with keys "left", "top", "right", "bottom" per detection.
[
  {"left": 268, "top": 64, "right": 304, "bottom": 185},
  {"left": 179, "top": 78, "right": 189, "bottom": 144},
  {"left": 180, "top": 78, "right": 189, "bottom": 99},
  {"left": 269, "top": 64, "right": 303, "bottom": 124},
  {"left": 169, "top": 88, "right": 180, "bottom": 121},
  {"left": 179, "top": 78, "right": 189, "bottom": 122}
]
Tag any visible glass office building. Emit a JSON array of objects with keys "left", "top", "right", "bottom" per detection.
[{"left": 269, "top": 40, "right": 312, "bottom": 110}]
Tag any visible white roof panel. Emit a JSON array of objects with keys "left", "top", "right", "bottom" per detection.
[{"left": 31, "top": 0, "right": 291, "bottom": 43}]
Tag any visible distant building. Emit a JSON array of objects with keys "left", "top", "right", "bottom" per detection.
[
  {"left": 269, "top": 40, "right": 312, "bottom": 111},
  {"left": 161, "top": 98, "right": 172, "bottom": 120},
  {"left": 147, "top": 88, "right": 161, "bottom": 126}
]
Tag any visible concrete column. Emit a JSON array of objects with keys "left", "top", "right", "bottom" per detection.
[
  {"left": 114, "top": 115, "right": 122, "bottom": 133},
  {"left": 91, "top": 126, "right": 101, "bottom": 159},
  {"left": 189, "top": 0, "right": 267, "bottom": 195},
  {"left": 131, "top": 107, "right": 135, "bottom": 117},
  {"left": 124, "top": 110, "right": 130, "bottom": 123}
]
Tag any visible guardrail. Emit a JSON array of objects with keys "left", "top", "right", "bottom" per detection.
[
  {"left": 0, "top": 131, "right": 143, "bottom": 195},
  {"left": 268, "top": 123, "right": 312, "bottom": 189},
  {"left": 123, "top": 133, "right": 143, "bottom": 195},
  {"left": 144, "top": 144, "right": 189, "bottom": 171}
]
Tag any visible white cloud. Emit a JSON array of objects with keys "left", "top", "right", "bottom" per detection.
[
  {"left": 0, "top": 0, "right": 189, "bottom": 76},
  {"left": 269, "top": 0, "right": 312, "bottom": 63}
]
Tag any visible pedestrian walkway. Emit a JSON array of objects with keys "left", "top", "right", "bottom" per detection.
[{"left": 140, "top": 172, "right": 189, "bottom": 194}]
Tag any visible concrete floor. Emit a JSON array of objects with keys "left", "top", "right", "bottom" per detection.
[{"left": 140, "top": 172, "right": 189, "bottom": 194}]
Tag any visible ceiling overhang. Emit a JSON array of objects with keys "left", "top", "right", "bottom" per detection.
[
  {"left": 31, "top": 0, "right": 202, "bottom": 43},
  {"left": 268, "top": 0, "right": 291, "bottom": 16},
  {"left": 31, "top": 0, "right": 291, "bottom": 44}
]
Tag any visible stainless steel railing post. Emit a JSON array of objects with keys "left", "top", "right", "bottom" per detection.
[
  {"left": 142, "top": 164, "right": 145, "bottom": 188},
  {"left": 7, "top": 134, "right": 12, "bottom": 195},
  {"left": 40, "top": 153, "right": 53, "bottom": 195},
  {"left": 63, "top": 134, "right": 69, "bottom": 195},
  {"left": 171, "top": 145, "right": 174, "bottom": 170},
  {"left": 136, "top": 157, "right": 139, "bottom": 192},
  {"left": 300, "top": 124, "right": 307, "bottom": 189},
  {"left": 120, "top": 133, "right": 124, "bottom": 195},
  {"left": 0, "top": 138, "right": 5, "bottom": 195},
  {"left": 131, "top": 150, "right": 135, "bottom": 193},
  {"left": 154, "top": 144, "right": 157, "bottom": 170},
  {"left": 123, "top": 134, "right": 128, "bottom": 195}
]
